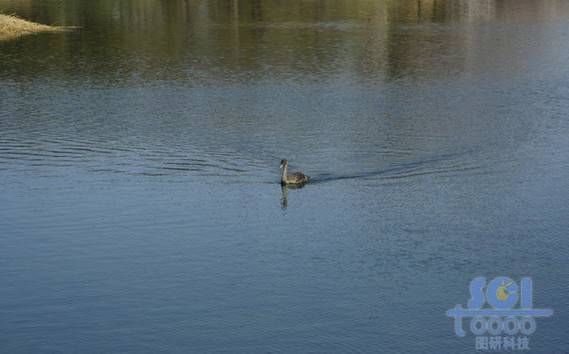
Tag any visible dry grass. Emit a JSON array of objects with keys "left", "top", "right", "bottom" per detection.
[{"left": 0, "top": 14, "right": 69, "bottom": 41}]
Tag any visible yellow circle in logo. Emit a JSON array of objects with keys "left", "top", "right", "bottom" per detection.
[{"left": 496, "top": 281, "right": 513, "bottom": 301}]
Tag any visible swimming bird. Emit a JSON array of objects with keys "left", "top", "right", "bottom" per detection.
[{"left": 280, "top": 159, "right": 309, "bottom": 185}]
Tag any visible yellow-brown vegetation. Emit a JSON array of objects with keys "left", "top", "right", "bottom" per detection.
[{"left": 0, "top": 14, "right": 68, "bottom": 41}]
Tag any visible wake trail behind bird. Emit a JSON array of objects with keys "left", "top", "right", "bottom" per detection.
[{"left": 307, "top": 151, "right": 480, "bottom": 184}]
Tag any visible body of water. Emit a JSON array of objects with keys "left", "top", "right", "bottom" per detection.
[{"left": 1, "top": 0, "right": 569, "bottom": 352}]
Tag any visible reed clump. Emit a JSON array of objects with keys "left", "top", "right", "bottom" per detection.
[{"left": 0, "top": 14, "right": 68, "bottom": 41}]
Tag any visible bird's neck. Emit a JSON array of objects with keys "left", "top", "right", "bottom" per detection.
[{"left": 281, "top": 164, "right": 288, "bottom": 182}]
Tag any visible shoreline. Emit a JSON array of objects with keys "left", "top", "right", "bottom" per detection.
[{"left": 0, "top": 14, "right": 69, "bottom": 41}]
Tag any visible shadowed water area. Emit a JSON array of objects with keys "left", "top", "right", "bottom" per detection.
[{"left": 1, "top": 0, "right": 569, "bottom": 353}]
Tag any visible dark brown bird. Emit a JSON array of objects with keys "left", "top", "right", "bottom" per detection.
[{"left": 280, "top": 159, "right": 309, "bottom": 185}]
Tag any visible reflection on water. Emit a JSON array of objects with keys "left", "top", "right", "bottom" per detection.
[
  {"left": 2, "top": 0, "right": 568, "bottom": 84},
  {"left": 280, "top": 183, "right": 307, "bottom": 209},
  {"left": 1, "top": 0, "right": 569, "bottom": 353}
]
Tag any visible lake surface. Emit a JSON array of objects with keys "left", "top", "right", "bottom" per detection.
[{"left": 1, "top": 0, "right": 569, "bottom": 352}]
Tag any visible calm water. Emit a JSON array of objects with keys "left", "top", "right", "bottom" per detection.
[{"left": 1, "top": 0, "right": 569, "bottom": 353}]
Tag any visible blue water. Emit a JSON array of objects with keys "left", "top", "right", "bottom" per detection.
[{"left": 1, "top": 0, "right": 569, "bottom": 352}]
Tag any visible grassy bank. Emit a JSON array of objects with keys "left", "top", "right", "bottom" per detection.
[{"left": 0, "top": 14, "right": 67, "bottom": 41}]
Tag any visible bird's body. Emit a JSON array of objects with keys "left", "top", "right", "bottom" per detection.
[{"left": 280, "top": 159, "right": 309, "bottom": 185}]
